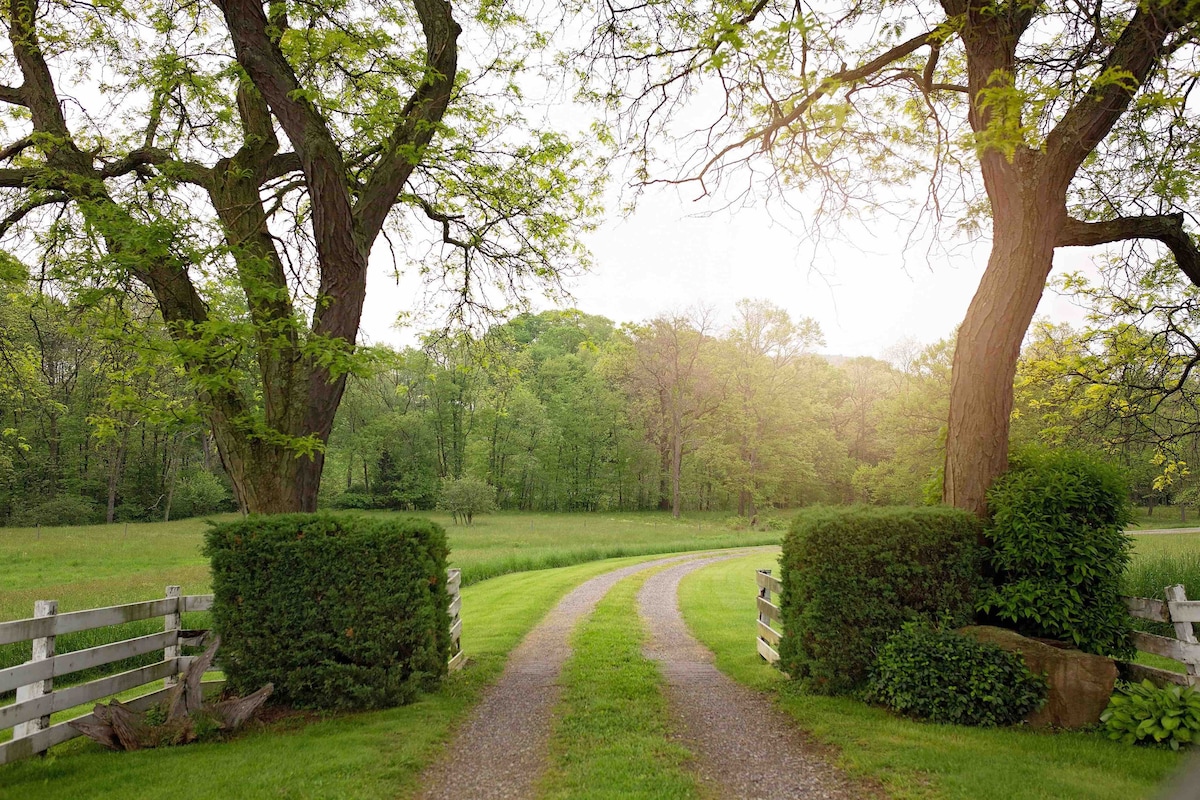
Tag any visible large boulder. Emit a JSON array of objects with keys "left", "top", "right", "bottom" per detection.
[{"left": 960, "top": 625, "right": 1118, "bottom": 729}]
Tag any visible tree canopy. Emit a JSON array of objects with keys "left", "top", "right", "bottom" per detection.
[
  {"left": 579, "top": 0, "right": 1200, "bottom": 513},
  {"left": 0, "top": 0, "right": 599, "bottom": 512}
]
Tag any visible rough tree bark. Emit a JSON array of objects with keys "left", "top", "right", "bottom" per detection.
[{"left": 941, "top": 0, "right": 1200, "bottom": 514}]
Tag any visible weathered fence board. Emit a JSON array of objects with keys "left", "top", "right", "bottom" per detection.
[
  {"left": 757, "top": 619, "right": 781, "bottom": 647},
  {"left": 0, "top": 598, "right": 178, "bottom": 647},
  {"left": 0, "top": 680, "right": 223, "bottom": 767},
  {"left": 756, "top": 569, "right": 782, "bottom": 666},
  {"left": 447, "top": 568, "right": 464, "bottom": 672},
  {"left": 1118, "top": 661, "right": 1191, "bottom": 688},
  {"left": 0, "top": 659, "right": 179, "bottom": 730},
  {"left": 0, "top": 630, "right": 178, "bottom": 695},
  {"left": 182, "top": 595, "right": 213, "bottom": 613},
  {"left": 756, "top": 570, "right": 782, "bottom": 594},
  {"left": 756, "top": 596, "right": 782, "bottom": 624},
  {"left": 1122, "top": 584, "right": 1200, "bottom": 687},
  {"left": 1125, "top": 596, "right": 1170, "bottom": 623}
]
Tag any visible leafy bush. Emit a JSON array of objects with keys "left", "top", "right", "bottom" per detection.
[
  {"left": 980, "top": 448, "right": 1135, "bottom": 658},
  {"left": 438, "top": 476, "right": 497, "bottom": 525},
  {"left": 171, "top": 469, "right": 232, "bottom": 518},
  {"left": 1102, "top": 680, "right": 1200, "bottom": 750},
  {"left": 330, "top": 490, "right": 377, "bottom": 510},
  {"left": 205, "top": 513, "right": 450, "bottom": 710},
  {"left": 779, "top": 505, "right": 985, "bottom": 695},
  {"left": 866, "top": 622, "right": 1047, "bottom": 726},
  {"left": 10, "top": 495, "right": 102, "bottom": 526}
]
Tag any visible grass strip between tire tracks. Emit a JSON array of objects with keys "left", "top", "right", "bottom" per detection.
[
  {"left": 539, "top": 565, "right": 704, "bottom": 800},
  {"left": 677, "top": 550, "right": 1186, "bottom": 800}
]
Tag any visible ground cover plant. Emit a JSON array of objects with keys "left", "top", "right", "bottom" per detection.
[
  {"left": 679, "top": 551, "right": 1185, "bottom": 800},
  {"left": 1103, "top": 680, "right": 1200, "bottom": 751},
  {"left": 0, "top": 553, "right": 699, "bottom": 798},
  {"left": 540, "top": 568, "right": 700, "bottom": 800},
  {"left": 867, "top": 623, "right": 1046, "bottom": 727}
]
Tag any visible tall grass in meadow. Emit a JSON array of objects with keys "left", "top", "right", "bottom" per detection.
[{"left": 1122, "top": 551, "right": 1200, "bottom": 638}]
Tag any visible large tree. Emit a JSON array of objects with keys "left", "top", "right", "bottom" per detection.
[
  {"left": 582, "top": 0, "right": 1200, "bottom": 513},
  {"left": 0, "top": 0, "right": 596, "bottom": 511}
]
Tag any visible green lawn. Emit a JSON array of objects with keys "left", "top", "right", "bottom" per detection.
[
  {"left": 1129, "top": 506, "right": 1200, "bottom": 531},
  {"left": 0, "top": 552, "right": 700, "bottom": 799},
  {"left": 1130, "top": 530, "right": 1200, "bottom": 559},
  {"left": 677, "top": 551, "right": 1186, "bottom": 800},
  {"left": 0, "top": 511, "right": 777, "bottom": 623}
]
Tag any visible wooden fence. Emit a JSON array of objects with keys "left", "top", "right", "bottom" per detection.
[
  {"left": 1122, "top": 584, "right": 1200, "bottom": 687},
  {"left": 756, "top": 570, "right": 782, "bottom": 665},
  {"left": 0, "top": 587, "right": 218, "bottom": 766},
  {"left": 447, "top": 568, "right": 464, "bottom": 671},
  {"left": 755, "top": 570, "right": 1200, "bottom": 688},
  {"left": 1, "top": 568, "right": 466, "bottom": 765}
]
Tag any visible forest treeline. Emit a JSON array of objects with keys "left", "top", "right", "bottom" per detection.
[{"left": 2, "top": 271, "right": 1196, "bottom": 525}]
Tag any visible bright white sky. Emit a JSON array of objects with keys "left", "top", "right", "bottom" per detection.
[{"left": 358, "top": 181, "right": 1103, "bottom": 359}]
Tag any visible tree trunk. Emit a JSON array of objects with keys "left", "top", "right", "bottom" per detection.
[
  {"left": 670, "top": 433, "right": 683, "bottom": 518},
  {"left": 944, "top": 198, "right": 1060, "bottom": 516}
]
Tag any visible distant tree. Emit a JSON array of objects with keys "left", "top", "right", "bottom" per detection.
[
  {"left": 622, "top": 310, "right": 726, "bottom": 517},
  {"left": 438, "top": 476, "right": 497, "bottom": 525}
]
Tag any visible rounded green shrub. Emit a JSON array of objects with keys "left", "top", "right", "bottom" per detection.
[
  {"left": 866, "top": 622, "right": 1047, "bottom": 726},
  {"left": 778, "top": 505, "right": 985, "bottom": 695},
  {"left": 1103, "top": 680, "right": 1200, "bottom": 750},
  {"left": 980, "top": 448, "right": 1134, "bottom": 658},
  {"left": 205, "top": 513, "right": 450, "bottom": 710},
  {"left": 11, "top": 495, "right": 101, "bottom": 526}
]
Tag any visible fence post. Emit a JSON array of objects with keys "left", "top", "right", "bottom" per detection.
[
  {"left": 164, "top": 585, "right": 181, "bottom": 687},
  {"left": 1166, "top": 584, "right": 1200, "bottom": 681},
  {"left": 13, "top": 600, "right": 57, "bottom": 741}
]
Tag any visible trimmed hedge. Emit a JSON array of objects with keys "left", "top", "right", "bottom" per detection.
[
  {"left": 779, "top": 505, "right": 985, "bottom": 695},
  {"left": 867, "top": 622, "right": 1047, "bottom": 726},
  {"left": 980, "top": 448, "right": 1135, "bottom": 658},
  {"left": 205, "top": 513, "right": 450, "bottom": 710}
]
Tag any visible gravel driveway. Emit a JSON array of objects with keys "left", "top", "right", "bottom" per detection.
[
  {"left": 638, "top": 556, "right": 870, "bottom": 800},
  {"left": 416, "top": 550, "right": 870, "bottom": 799},
  {"left": 415, "top": 552, "right": 715, "bottom": 800}
]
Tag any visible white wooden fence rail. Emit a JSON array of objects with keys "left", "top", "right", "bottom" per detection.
[
  {"left": 1122, "top": 584, "right": 1200, "bottom": 688},
  {"left": 0, "top": 587, "right": 217, "bottom": 767},
  {"left": 756, "top": 570, "right": 782, "bottom": 665},
  {"left": 1, "top": 568, "right": 466, "bottom": 766}
]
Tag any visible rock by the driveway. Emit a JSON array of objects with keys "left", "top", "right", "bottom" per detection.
[{"left": 961, "top": 625, "right": 1118, "bottom": 729}]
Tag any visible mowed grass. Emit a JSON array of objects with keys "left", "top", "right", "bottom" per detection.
[
  {"left": 0, "top": 553, "right": 691, "bottom": 799},
  {"left": 1129, "top": 505, "right": 1200, "bottom": 531},
  {"left": 540, "top": 567, "right": 702, "bottom": 800},
  {"left": 0, "top": 511, "right": 776, "bottom": 623},
  {"left": 0, "top": 511, "right": 777, "bottom": 681},
  {"left": 678, "top": 551, "right": 1186, "bottom": 800}
]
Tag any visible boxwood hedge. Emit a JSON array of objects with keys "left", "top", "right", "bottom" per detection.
[
  {"left": 205, "top": 513, "right": 450, "bottom": 710},
  {"left": 778, "top": 505, "right": 985, "bottom": 695}
]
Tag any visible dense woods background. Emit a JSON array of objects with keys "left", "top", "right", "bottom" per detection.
[{"left": 3, "top": 265, "right": 1196, "bottom": 525}]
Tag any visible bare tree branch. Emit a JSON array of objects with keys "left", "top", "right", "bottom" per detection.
[{"left": 1058, "top": 213, "right": 1200, "bottom": 286}]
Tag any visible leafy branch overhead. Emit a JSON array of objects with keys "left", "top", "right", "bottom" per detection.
[
  {"left": 577, "top": 0, "right": 1200, "bottom": 513},
  {"left": 0, "top": 0, "right": 601, "bottom": 512}
]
